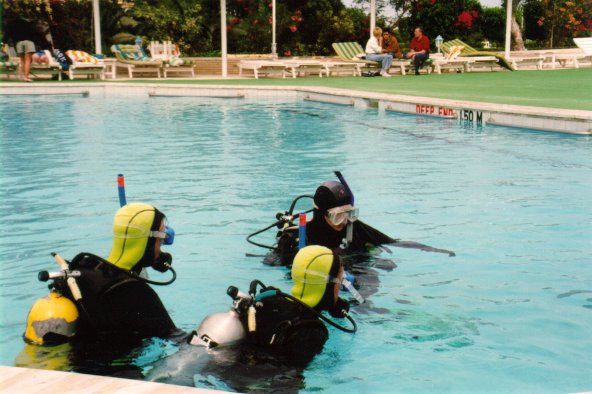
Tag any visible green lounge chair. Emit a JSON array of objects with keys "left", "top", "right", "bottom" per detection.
[
  {"left": 332, "top": 42, "right": 379, "bottom": 68},
  {"left": 441, "top": 39, "right": 514, "bottom": 71},
  {"left": 111, "top": 44, "right": 163, "bottom": 78},
  {"left": 0, "top": 60, "right": 19, "bottom": 79},
  {"left": 332, "top": 42, "right": 413, "bottom": 75}
]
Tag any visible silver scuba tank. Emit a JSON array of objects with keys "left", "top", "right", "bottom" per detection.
[
  {"left": 189, "top": 310, "right": 245, "bottom": 348},
  {"left": 188, "top": 286, "right": 250, "bottom": 349}
]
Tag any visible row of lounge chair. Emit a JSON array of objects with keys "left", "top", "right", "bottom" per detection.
[
  {"left": 330, "top": 37, "right": 592, "bottom": 75},
  {"left": 0, "top": 48, "right": 105, "bottom": 80},
  {"left": 2, "top": 38, "right": 590, "bottom": 80},
  {"left": 0, "top": 41, "right": 195, "bottom": 80}
]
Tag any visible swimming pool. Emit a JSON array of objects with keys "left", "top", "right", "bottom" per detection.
[{"left": 0, "top": 94, "right": 591, "bottom": 393}]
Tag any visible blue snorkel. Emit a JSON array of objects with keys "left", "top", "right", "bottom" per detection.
[
  {"left": 117, "top": 174, "right": 127, "bottom": 207},
  {"left": 298, "top": 212, "right": 307, "bottom": 249},
  {"left": 334, "top": 171, "right": 354, "bottom": 206}
]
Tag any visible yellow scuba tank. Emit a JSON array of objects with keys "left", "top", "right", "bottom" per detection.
[{"left": 24, "top": 292, "right": 78, "bottom": 345}]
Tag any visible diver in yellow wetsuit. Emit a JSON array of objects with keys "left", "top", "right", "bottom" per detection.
[{"left": 24, "top": 203, "right": 178, "bottom": 346}]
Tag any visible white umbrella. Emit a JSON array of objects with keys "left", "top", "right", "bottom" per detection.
[
  {"left": 504, "top": 0, "right": 512, "bottom": 58},
  {"left": 92, "top": 0, "right": 102, "bottom": 54},
  {"left": 370, "top": 0, "right": 376, "bottom": 36},
  {"left": 272, "top": 0, "right": 277, "bottom": 59},
  {"left": 221, "top": 0, "right": 228, "bottom": 77}
]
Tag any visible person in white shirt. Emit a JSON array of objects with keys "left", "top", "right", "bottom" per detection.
[{"left": 365, "top": 27, "right": 393, "bottom": 77}]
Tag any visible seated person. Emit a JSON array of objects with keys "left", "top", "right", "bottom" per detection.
[
  {"left": 32, "top": 50, "right": 49, "bottom": 64},
  {"left": 404, "top": 27, "right": 430, "bottom": 75},
  {"left": 31, "top": 203, "right": 179, "bottom": 345},
  {"left": 382, "top": 29, "right": 403, "bottom": 59},
  {"left": 242, "top": 245, "right": 354, "bottom": 365},
  {"left": 365, "top": 27, "right": 393, "bottom": 77}
]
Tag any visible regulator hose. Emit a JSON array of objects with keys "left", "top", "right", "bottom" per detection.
[
  {"left": 126, "top": 264, "right": 177, "bottom": 286},
  {"left": 249, "top": 279, "right": 357, "bottom": 333}
]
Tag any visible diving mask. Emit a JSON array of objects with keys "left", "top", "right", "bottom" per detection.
[
  {"left": 150, "top": 226, "right": 175, "bottom": 245},
  {"left": 326, "top": 204, "right": 359, "bottom": 227},
  {"left": 293, "top": 267, "right": 365, "bottom": 304},
  {"left": 114, "top": 220, "right": 175, "bottom": 245}
]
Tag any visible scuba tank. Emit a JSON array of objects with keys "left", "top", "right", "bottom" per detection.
[
  {"left": 188, "top": 286, "right": 250, "bottom": 349},
  {"left": 188, "top": 280, "right": 358, "bottom": 352},
  {"left": 24, "top": 254, "right": 82, "bottom": 345}
]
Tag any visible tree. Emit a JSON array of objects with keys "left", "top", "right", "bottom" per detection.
[{"left": 537, "top": 0, "right": 592, "bottom": 47}]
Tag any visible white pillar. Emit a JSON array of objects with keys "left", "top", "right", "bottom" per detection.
[
  {"left": 504, "top": 0, "right": 512, "bottom": 59},
  {"left": 221, "top": 0, "right": 228, "bottom": 77},
  {"left": 370, "top": 0, "right": 376, "bottom": 37},
  {"left": 92, "top": 0, "right": 102, "bottom": 54},
  {"left": 272, "top": 0, "right": 277, "bottom": 59}
]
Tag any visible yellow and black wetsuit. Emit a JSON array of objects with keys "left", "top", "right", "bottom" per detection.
[
  {"left": 241, "top": 290, "right": 328, "bottom": 365},
  {"left": 57, "top": 252, "right": 176, "bottom": 344}
]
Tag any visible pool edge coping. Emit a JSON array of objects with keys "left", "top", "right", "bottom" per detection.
[{"left": 1, "top": 82, "right": 590, "bottom": 135}]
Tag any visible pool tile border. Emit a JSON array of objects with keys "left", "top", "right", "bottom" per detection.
[{"left": 1, "top": 82, "right": 590, "bottom": 135}]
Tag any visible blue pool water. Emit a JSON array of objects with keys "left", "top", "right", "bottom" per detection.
[{"left": 1, "top": 94, "right": 591, "bottom": 393}]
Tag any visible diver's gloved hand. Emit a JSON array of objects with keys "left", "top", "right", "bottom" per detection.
[
  {"left": 152, "top": 252, "right": 172, "bottom": 272},
  {"left": 329, "top": 297, "right": 350, "bottom": 318}
]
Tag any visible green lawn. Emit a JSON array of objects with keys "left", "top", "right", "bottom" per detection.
[
  {"left": 128, "top": 68, "right": 592, "bottom": 111},
  {"left": 6, "top": 68, "right": 591, "bottom": 111}
]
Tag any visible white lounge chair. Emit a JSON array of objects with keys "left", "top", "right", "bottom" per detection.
[
  {"left": 510, "top": 55, "right": 546, "bottom": 70},
  {"left": 574, "top": 37, "right": 592, "bottom": 66},
  {"left": 8, "top": 47, "right": 62, "bottom": 80},
  {"left": 149, "top": 41, "right": 195, "bottom": 78},
  {"left": 65, "top": 50, "right": 105, "bottom": 80},
  {"left": 238, "top": 60, "right": 287, "bottom": 79},
  {"left": 111, "top": 44, "right": 162, "bottom": 78},
  {"left": 430, "top": 48, "right": 474, "bottom": 74}
]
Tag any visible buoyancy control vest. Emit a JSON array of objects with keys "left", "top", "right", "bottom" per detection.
[
  {"left": 242, "top": 291, "right": 328, "bottom": 364},
  {"left": 269, "top": 218, "right": 398, "bottom": 266},
  {"left": 57, "top": 253, "right": 176, "bottom": 343}
]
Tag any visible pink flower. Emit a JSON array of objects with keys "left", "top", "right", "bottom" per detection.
[
  {"left": 290, "top": 25, "right": 297, "bottom": 33},
  {"left": 284, "top": 50, "right": 292, "bottom": 56}
]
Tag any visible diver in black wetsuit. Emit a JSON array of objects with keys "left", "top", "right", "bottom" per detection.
[
  {"left": 252, "top": 173, "right": 455, "bottom": 267},
  {"left": 25, "top": 203, "right": 180, "bottom": 346}
]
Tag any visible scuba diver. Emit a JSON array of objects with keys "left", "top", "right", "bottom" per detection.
[
  {"left": 148, "top": 245, "right": 359, "bottom": 391},
  {"left": 248, "top": 171, "right": 455, "bottom": 268},
  {"left": 24, "top": 202, "right": 180, "bottom": 347}
]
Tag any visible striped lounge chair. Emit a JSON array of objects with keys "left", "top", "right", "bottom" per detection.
[
  {"left": 0, "top": 60, "right": 19, "bottom": 79},
  {"left": 111, "top": 44, "right": 163, "bottom": 78},
  {"left": 332, "top": 42, "right": 412, "bottom": 75},
  {"left": 441, "top": 39, "right": 514, "bottom": 71},
  {"left": 65, "top": 50, "right": 105, "bottom": 80}
]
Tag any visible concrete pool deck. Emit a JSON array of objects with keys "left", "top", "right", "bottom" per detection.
[
  {"left": 1, "top": 81, "right": 591, "bottom": 134},
  {"left": 0, "top": 366, "right": 225, "bottom": 393}
]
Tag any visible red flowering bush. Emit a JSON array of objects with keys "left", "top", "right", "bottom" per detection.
[{"left": 455, "top": 10, "right": 478, "bottom": 30}]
